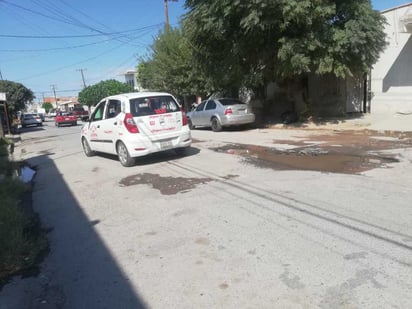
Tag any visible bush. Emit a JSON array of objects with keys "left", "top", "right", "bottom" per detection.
[{"left": 0, "top": 140, "right": 49, "bottom": 287}]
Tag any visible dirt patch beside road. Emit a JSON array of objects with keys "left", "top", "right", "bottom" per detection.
[{"left": 212, "top": 129, "right": 412, "bottom": 174}]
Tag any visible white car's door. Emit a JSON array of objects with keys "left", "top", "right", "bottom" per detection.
[
  {"left": 98, "top": 99, "right": 122, "bottom": 154},
  {"left": 85, "top": 100, "right": 107, "bottom": 153}
]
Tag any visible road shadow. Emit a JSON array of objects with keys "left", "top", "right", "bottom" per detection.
[
  {"left": 17, "top": 126, "right": 46, "bottom": 134},
  {"left": 0, "top": 153, "right": 147, "bottom": 308},
  {"left": 93, "top": 146, "right": 201, "bottom": 167}
]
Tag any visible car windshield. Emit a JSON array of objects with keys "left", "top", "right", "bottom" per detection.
[
  {"left": 129, "top": 96, "right": 180, "bottom": 117},
  {"left": 23, "top": 114, "right": 36, "bottom": 119},
  {"left": 218, "top": 99, "right": 246, "bottom": 106}
]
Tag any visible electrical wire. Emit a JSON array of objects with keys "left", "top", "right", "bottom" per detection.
[{"left": 0, "top": 24, "right": 162, "bottom": 39}]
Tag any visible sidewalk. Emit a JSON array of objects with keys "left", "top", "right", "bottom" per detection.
[{"left": 269, "top": 112, "right": 412, "bottom": 133}]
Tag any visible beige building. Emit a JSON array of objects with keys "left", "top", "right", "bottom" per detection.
[{"left": 371, "top": 2, "right": 412, "bottom": 113}]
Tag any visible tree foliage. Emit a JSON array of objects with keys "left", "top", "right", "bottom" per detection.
[
  {"left": 41, "top": 102, "right": 53, "bottom": 113},
  {"left": 183, "top": 0, "right": 387, "bottom": 94},
  {"left": 78, "top": 79, "right": 133, "bottom": 108},
  {"left": 136, "top": 27, "right": 210, "bottom": 98},
  {"left": 0, "top": 80, "right": 35, "bottom": 113}
]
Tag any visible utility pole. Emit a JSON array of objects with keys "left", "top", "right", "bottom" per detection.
[
  {"left": 164, "top": 0, "right": 178, "bottom": 29},
  {"left": 0, "top": 68, "right": 3, "bottom": 80},
  {"left": 77, "top": 68, "right": 87, "bottom": 88},
  {"left": 51, "top": 84, "right": 58, "bottom": 110}
]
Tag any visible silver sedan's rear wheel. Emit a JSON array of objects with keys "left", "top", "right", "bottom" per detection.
[
  {"left": 82, "top": 138, "right": 95, "bottom": 157},
  {"left": 188, "top": 118, "right": 195, "bottom": 130},
  {"left": 211, "top": 117, "right": 222, "bottom": 132},
  {"left": 117, "top": 141, "right": 135, "bottom": 167}
]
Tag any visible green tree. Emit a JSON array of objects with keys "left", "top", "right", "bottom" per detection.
[
  {"left": 183, "top": 0, "right": 386, "bottom": 98},
  {"left": 41, "top": 102, "right": 53, "bottom": 113},
  {"left": 78, "top": 79, "right": 133, "bottom": 109},
  {"left": 0, "top": 80, "right": 34, "bottom": 113},
  {"left": 137, "top": 27, "right": 210, "bottom": 98}
]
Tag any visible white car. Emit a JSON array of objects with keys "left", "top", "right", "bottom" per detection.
[{"left": 80, "top": 92, "right": 192, "bottom": 167}]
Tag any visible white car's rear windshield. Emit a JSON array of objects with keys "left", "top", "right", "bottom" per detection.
[{"left": 130, "top": 96, "right": 180, "bottom": 117}]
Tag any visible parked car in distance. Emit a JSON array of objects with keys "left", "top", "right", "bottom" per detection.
[
  {"left": 20, "top": 113, "right": 42, "bottom": 127},
  {"left": 72, "top": 106, "right": 89, "bottom": 121},
  {"left": 186, "top": 98, "right": 255, "bottom": 132},
  {"left": 38, "top": 113, "right": 45, "bottom": 122},
  {"left": 55, "top": 112, "right": 77, "bottom": 127},
  {"left": 80, "top": 92, "right": 191, "bottom": 167},
  {"left": 48, "top": 109, "right": 57, "bottom": 118}
]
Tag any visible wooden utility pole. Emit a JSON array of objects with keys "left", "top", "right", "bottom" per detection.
[
  {"left": 164, "top": 0, "right": 178, "bottom": 29},
  {"left": 0, "top": 92, "right": 10, "bottom": 136},
  {"left": 77, "top": 68, "right": 87, "bottom": 88},
  {"left": 51, "top": 84, "right": 58, "bottom": 109}
]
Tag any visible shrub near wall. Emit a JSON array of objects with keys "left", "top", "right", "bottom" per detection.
[{"left": 0, "top": 138, "right": 49, "bottom": 287}]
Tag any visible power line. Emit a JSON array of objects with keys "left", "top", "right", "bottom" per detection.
[
  {"left": 0, "top": 38, "right": 114, "bottom": 52},
  {"left": 0, "top": 24, "right": 162, "bottom": 39},
  {"left": 34, "top": 88, "right": 82, "bottom": 94},
  {"left": 2, "top": 0, "right": 157, "bottom": 48},
  {"left": 14, "top": 31, "right": 149, "bottom": 82},
  {"left": 1, "top": 0, "right": 88, "bottom": 30}
]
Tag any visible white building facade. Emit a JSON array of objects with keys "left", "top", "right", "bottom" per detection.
[{"left": 371, "top": 3, "right": 412, "bottom": 113}]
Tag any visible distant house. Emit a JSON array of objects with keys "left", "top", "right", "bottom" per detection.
[
  {"left": 121, "top": 70, "right": 139, "bottom": 91},
  {"left": 43, "top": 96, "right": 79, "bottom": 111},
  {"left": 371, "top": 3, "right": 412, "bottom": 113}
]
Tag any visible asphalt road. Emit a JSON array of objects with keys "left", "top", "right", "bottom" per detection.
[{"left": 1, "top": 119, "right": 412, "bottom": 308}]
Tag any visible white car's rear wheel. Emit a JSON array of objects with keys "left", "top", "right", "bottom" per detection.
[{"left": 117, "top": 141, "right": 135, "bottom": 167}]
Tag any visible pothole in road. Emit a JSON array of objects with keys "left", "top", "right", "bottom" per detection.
[
  {"left": 119, "top": 173, "right": 213, "bottom": 195},
  {"left": 212, "top": 130, "right": 410, "bottom": 174}
]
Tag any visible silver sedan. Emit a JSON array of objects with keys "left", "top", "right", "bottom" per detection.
[{"left": 187, "top": 98, "right": 255, "bottom": 132}]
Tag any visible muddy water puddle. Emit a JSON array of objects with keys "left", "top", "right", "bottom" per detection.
[
  {"left": 119, "top": 173, "right": 212, "bottom": 195},
  {"left": 212, "top": 130, "right": 411, "bottom": 174}
]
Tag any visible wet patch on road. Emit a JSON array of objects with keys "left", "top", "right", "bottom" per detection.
[
  {"left": 344, "top": 252, "right": 368, "bottom": 260},
  {"left": 212, "top": 130, "right": 411, "bottom": 174},
  {"left": 220, "top": 174, "right": 239, "bottom": 180},
  {"left": 38, "top": 149, "right": 55, "bottom": 155},
  {"left": 195, "top": 237, "right": 210, "bottom": 245},
  {"left": 119, "top": 173, "right": 212, "bottom": 195},
  {"left": 279, "top": 270, "right": 306, "bottom": 290},
  {"left": 274, "top": 130, "right": 412, "bottom": 151},
  {"left": 320, "top": 268, "right": 385, "bottom": 309}
]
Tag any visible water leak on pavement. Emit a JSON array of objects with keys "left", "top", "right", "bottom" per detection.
[
  {"left": 212, "top": 130, "right": 411, "bottom": 174},
  {"left": 119, "top": 173, "right": 212, "bottom": 195}
]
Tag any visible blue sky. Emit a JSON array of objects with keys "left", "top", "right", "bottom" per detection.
[{"left": 0, "top": 0, "right": 409, "bottom": 101}]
